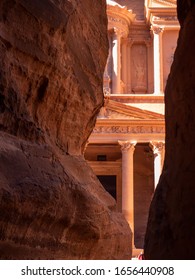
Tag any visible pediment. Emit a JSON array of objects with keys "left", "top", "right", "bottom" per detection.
[
  {"left": 149, "top": 0, "right": 176, "bottom": 7},
  {"left": 98, "top": 99, "right": 164, "bottom": 120}
]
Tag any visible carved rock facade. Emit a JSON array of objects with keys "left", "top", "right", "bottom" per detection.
[
  {"left": 0, "top": 0, "right": 132, "bottom": 259},
  {"left": 144, "top": 0, "right": 195, "bottom": 259}
]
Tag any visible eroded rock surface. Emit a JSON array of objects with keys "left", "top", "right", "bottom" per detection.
[
  {"left": 144, "top": 0, "right": 195, "bottom": 259},
  {"left": 0, "top": 0, "right": 132, "bottom": 259}
]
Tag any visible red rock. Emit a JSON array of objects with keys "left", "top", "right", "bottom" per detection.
[
  {"left": 144, "top": 0, "right": 195, "bottom": 260},
  {"left": 0, "top": 0, "right": 132, "bottom": 259}
]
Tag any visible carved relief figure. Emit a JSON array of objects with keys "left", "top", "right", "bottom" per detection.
[{"left": 131, "top": 44, "right": 147, "bottom": 93}]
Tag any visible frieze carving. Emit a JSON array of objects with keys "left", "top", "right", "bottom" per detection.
[
  {"left": 108, "top": 16, "right": 127, "bottom": 27},
  {"left": 93, "top": 126, "right": 165, "bottom": 134},
  {"left": 153, "top": 16, "right": 178, "bottom": 22}
]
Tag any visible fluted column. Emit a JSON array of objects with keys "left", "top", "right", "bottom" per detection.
[
  {"left": 112, "top": 28, "right": 121, "bottom": 94},
  {"left": 151, "top": 25, "right": 164, "bottom": 95},
  {"left": 118, "top": 140, "right": 137, "bottom": 246},
  {"left": 150, "top": 141, "right": 165, "bottom": 188}
]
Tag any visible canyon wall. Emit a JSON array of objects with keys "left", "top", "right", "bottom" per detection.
[
  {"left": 0, "top": 0, "right": 132, "bottom": 259},
  {"left": 144, "top": 0, "right": 195, "bottom": 259}
]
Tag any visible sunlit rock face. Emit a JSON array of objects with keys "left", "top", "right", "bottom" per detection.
[
  {"left": 0, "top": 0, "right": 132, "bottom": 259},
  {"left": 144, "top": 0, "right": 195, "bottom": 260}
]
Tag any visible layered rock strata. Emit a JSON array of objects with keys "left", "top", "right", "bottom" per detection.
[
  {"left": 144, "top": 0, "right": 195, "bottom": 259},
  {"left": 0, "top": 0, "right": 132, "bottom": 259}
]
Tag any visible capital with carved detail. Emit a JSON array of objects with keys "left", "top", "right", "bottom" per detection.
[
  {"left": 118, "top": 140, "right": 137, "bottom": 152},
  {"left": 112, "top": 27, "right": 123, "bottom": 38},
  {"left": 150, "top": 141, "right": 165, "bottom": 156},
  {"left": 151, "top": 25, "right": 164, "bottom": 35}
]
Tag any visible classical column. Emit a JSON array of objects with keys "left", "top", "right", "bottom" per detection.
[
  {"left": 150, "top": 141, "right": 165, "bottom": 188},
  {"left": 151, "top": 25, "right": 164, "bottom": 95},
  {"left": 126, "top": 38, "right": 133, "bottom": 93},
  {"left": 112, "top": 28, "right": 121, "bottom": 94},
  {"left": 118, "top": 140, "right": 137, "bottom": 246},
  {"left": 121, "top": 38, "right": 127, "bottom": 93},
  {"left": 145, "top": 39, "right": 152, "bottom": 94}
]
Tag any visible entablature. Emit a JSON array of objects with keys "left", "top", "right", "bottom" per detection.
[
  {"left": 145, "top": 0, "right": 179, "bottom": 30},
  {"left": 89, "top": 119, "right": 165, "bottom": 144}
]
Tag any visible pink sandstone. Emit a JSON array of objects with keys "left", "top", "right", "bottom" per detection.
[{"left": 144, "top": 0, "right": 195, "bottom": 259}]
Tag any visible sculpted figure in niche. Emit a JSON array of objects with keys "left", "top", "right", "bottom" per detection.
[
  {"left": 134, "top": 60, "right": 145, "bottom": 85},
  {"left": 132, "top": 44, "right": 147, "bottom": 93}
]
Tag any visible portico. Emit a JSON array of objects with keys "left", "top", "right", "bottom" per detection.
[{"left": 85, "top": 98, "right": 165, "bottom": 249}]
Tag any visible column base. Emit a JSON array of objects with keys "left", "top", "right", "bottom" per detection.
[{"left": 153, "top": 91, "right": 164, "bottom": 95}]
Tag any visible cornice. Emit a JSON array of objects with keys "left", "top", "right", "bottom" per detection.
[
  {"left": 109, "top": 94, "right": 165, "bottom": 103},
  {"left": 95, "top": 119, "right": 165, "bottom": 126},
  {"left": 147, "top": 0, "right": 176, "bottom": 8}
]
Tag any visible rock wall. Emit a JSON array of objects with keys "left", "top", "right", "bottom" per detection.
[
  {"left": 0, "top": 0, "right": 132, "bottom": 259},
  {"left": 144, "top": 0, "right": 195, "bottom": 259}
]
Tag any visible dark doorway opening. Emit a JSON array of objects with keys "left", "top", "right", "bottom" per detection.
[{"left": 97, "top": 175, "right": 117, "bottom": 200}]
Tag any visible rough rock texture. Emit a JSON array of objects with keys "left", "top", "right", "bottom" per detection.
[
  {"left": 144, "top": 0, "right": 195, "bottom": 260},
  {"left": 0, "top": 0, "right": 132, "bottom": 259}
]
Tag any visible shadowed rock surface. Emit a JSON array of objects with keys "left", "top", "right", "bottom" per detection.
[
  {"left": 0, "top": 0, "right": 132, "bottom": 259},
  {"left": 144, "top": 0, "right": 195, "bottom": 260}
]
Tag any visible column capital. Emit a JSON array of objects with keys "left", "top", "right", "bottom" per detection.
[
  {"left": 112, "top": 27, "right": 123, "bottom": 38},
  {"left": 150, "top": 141, "right": 165, "bottom": 155},
  {"left": 151, "top": 25, "right": 164, "bottom": 35},
  {"left": 118, "top": 140, "right": 137, "bottom": 152}
]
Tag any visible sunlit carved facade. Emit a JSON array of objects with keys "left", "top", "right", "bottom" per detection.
[{"left": 84, "top": 0, "right": 179, "bottom": 255}]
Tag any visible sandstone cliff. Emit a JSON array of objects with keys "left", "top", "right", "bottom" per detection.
[
  {"left": 0, "top": 0, "right": 132, "bottom": 259},
  {"left": 144, "top": 0, "right": 195, "bottom": 259}
]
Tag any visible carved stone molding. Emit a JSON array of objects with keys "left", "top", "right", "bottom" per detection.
[
  {"left": 153, "top": 15, "right": 178, "bottom": 22},
  {"left": 150, "top": 0, "right": 176, "bottom": 8}
]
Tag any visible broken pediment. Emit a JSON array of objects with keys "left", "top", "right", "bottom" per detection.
[{"left": 98, "top": 99, "right": 164, "bottom": 120}]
